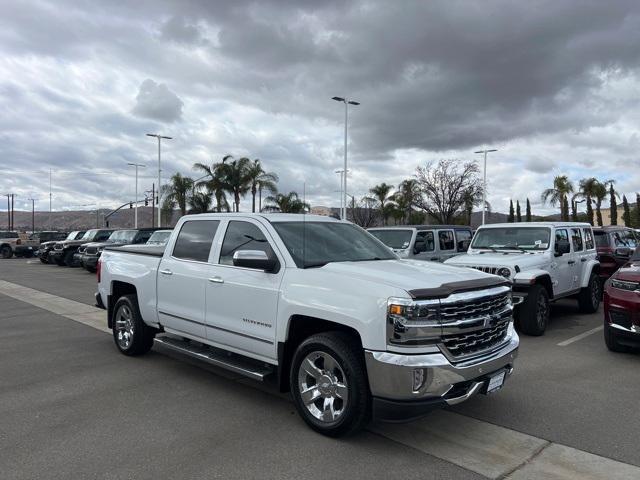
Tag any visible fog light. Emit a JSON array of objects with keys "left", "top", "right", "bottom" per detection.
[{"left": 412, "top": 368, "right": 425, "bottom": 393}]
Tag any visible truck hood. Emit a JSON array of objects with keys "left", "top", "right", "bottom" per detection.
[
  {"left": 445, "top": 251, "right": 550, "bottom": 269},
  {"left": 613, "top": 261, "right": 640, "bottom": 282},
  {"left": 319, "top": 259, "right": 504, "bottom": 296}
]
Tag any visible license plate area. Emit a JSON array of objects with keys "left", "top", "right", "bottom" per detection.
[{"left": 483, "top": 369, "right": 506, "bottom": 394}]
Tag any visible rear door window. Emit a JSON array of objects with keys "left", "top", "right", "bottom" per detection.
[
  {"left": 172, "top": 221, "right": 220, "bottom": 262},
  {"left": 415, "top": 231, "right": 435, "bottom": 252},
  {"left": 582, "top": 228, "right": 594, "bottom": 250},
  {"left": 438, "top": 230, "right": 455, "bottom": 251},
  {"left": 570, "top": 228, "right": 583, "bottom": 252},
  {"left": 455, "top": 230, "right": 472, "bottom": 252}
]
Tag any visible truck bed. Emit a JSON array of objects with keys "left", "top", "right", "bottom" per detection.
[{"left": 103, "top": 245, "right": 165, "bottom": 257}]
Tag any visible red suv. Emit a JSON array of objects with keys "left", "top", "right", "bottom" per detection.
[
  {"left": 603, "top": 248, "right": 640, "bottom": 352},
  {"left": 593, "top": 226, "right": 638, "bottom": 281}
]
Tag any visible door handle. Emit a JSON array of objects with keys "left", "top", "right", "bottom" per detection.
[
  {"left": 208, "top": 276, "right": 224, "bottom": 284},
  {"left": 160, "top": 269, "right": 173, "bottom": 275},
  {"left": 568, "top": 260, "right": 575, "bottom": 265},
  {"left": 581, "top": 258, "right": 587, "bottom": 262}
]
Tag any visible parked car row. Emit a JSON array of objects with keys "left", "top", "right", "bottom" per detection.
[
  {"left": 37, "top": 228, "right": 172, "bottom": 271},
  {"left": 1, "top": 230, "right": 71, "bottom": 259}
]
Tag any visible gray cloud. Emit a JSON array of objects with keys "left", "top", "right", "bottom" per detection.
[{"left": 132, "top": 79, "right": 184, "bottom": 123}]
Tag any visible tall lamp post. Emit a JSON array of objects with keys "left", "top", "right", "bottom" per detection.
[
  {"left": 332, "top": 96, "right": 359, "bottom": 220},
  {"left": 28, "top": 198, "right": 35, "bottom": 233},
  {"left": 127, "top": 163, "right": 146, "bottom": 228},
  {"left": 146, "top": 133, "right": 172, "bottom": 227},
  {"left": 474, "top": 148, "right": 498, "bottom": 225}
]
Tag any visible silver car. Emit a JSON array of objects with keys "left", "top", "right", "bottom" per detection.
[{"left": 368, "top": 225, "right": 473, "bottom": 262}]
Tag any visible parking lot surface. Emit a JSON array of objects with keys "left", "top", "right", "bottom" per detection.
[{"left": 1, "top": 258, "right": 639, "bottom": 479}]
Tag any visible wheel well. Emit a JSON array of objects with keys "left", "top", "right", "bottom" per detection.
[
  {"left": 107, "top": 281, "right": 137, "bottom": 328},
  {"left": 535, "top": 275, "right": 554, "bottom": 299},
  {"left": 277, "top": 315, "right": 363, "bottom": 393}
]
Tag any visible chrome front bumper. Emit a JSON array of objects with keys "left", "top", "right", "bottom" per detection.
[{"left": 365, "top": 325, "right": 519, "bottom": 419}]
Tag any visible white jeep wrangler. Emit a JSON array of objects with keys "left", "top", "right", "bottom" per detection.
[{"left": 445, "top": 222, "right": 601, "bottom": 336}]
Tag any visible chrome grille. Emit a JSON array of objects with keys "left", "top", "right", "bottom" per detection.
[
  {"left": 460, "top": 265, "right": 503, "bottom": 275},
  {"left": 85, "top": 246, "right": 98, "bottom": 255},
  {"left": 54, "top": 244, "right": 63, "bottom": 251},
  {"left": 442, "top": 322, "right": 510, "bottom": 358},
  {"left": 440, "top": 292, "right": 510, "bottom": 320}
]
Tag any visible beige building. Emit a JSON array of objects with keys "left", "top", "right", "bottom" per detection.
[{"left": 599, "top": 207, "right": 626, "bottom": 226}]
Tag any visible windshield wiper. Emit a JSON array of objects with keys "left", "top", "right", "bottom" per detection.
[
  {"left": 475, "top": 246, "right": 498, "bottom": 253},
  {"left": 303, "top": 261, "right": 329, "bottom": 269},
  {"left": 350, "top": 257, "right": 387, "bottom": 262}
]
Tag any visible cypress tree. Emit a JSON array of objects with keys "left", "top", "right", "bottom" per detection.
[
  {"left": 508, "top": 200, "right": 515, "bottom": 223},
  {"left": 609, "top": 184, "right": 618, "bottom": 225},
  {"left": 570, "top": 200, "right": 578, "bottom": 222},
  {"left": 516, "top": 200, "right": 522, "bottom": 222},
  {"left": 622, "top": 195, "right": 631, "bottom": 226},
  {"left": 525, "top": 198, "right": 532, "bottom": 222},
  {"left": 562, "top": 196, "right": 570, "bottom": 221}
]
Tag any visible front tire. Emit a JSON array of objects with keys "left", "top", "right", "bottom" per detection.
[
  {"left": 290, "top": 332, "right": 371, "bottom": 437},
  {"left": 1, "top": 245, "right": 13, "bottom": 259},
  {"left": 518, "top": 284, "right": 550, "bottom": 336},
  {"left": 578, "top": 272, "right": 601, "bottom": 313},
  {"left": 112, "top": 295, "right": 155, "bottom": 356},
  {"left": 63, "top": 250, "right": 75, "bottom": 267}
]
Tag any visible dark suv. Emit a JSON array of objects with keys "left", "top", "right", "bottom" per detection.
[
  {"left": 80, "top": 228, "right": 159, "bottom": 272},
  {"left": 50, "top": 229, "right": 114, "bottom": 267},
  {"left": 40, "top": 231, "right": 85, "bottom": 263},
  {"left": 593, "top": 226, "right": 638, "bottom": 281}
]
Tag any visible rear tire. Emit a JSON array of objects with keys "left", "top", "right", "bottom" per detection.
[
  {"left": 112, "top": 295, "right": 155, "bottom": 356},
  {"left": 518, "top": 284, "right": 550, "bottom": 336},
  {"left": 1, "top": 245, "right": 13, "bottom": 259},
  {"left": 578, "top": 272, "right": 601, "bottom": 313},
  {"left": 289, "top": 332, "right": 371, "bottom": 437}
]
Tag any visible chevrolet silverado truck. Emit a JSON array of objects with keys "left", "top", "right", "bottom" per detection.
[
  {"left": 97, "top": 213, "right": 519, "bottom": 437},
  {"left": 446, "top": 222, "right": 600, "bottom": 336}
]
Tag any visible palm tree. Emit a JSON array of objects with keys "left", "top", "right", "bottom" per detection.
[
  {"left": 193, "top": 156, "right": 232, "bottom": 213},
  {"left": 542, "top": 175, "right": 574, "bottom": 221},
  {"left": 578, "top": 177, "right": 599, "bottom": 225},
  {"left": 370, "top": 183, "right": 395, "bottom": 226},
  {"left": 246, "top": 159, "right": 278, "bottom": 212},
  {"left": 592, "top": 180, "right": 608, "bottom": 226},
  {"left": 394, "top": 179, "right": 420, "bottom": 224},
  {"left": 264, "top": 191, "right": 310, "bottom": 213},
  {"left": 162, "top": 172, "right": 194, "bottom": 217},
  {"left": 189, "top": 190, "right": 213, "bottom": 214}
]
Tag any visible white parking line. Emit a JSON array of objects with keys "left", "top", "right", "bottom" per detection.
[
  {"left": 2, "top": 280, "right": 640, "bottom": 479},
  {"left": 557, "top": 326, "right": 603, "bottom": 347}
]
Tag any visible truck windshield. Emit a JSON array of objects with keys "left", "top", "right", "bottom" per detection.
[
  {"left": 272, "top": 221, "right": 396, "bottom": 268},
  {"left": 66, "top": 231, "right": 79, "bottom": 240},
  {"left": 368, "top": 229, "right": 413, "bottom": 249},
  {"left": 81, "top": 229, "right": 98, "bottom": 241},
  {"left": 472, "top": 227, "right": 551, "bottom": 251},
  {"left": 147, "top": 231, "right": 171, "bottom": 244},
  {"left": 107, "top": 230, "right": 137, "bottom": 243}
]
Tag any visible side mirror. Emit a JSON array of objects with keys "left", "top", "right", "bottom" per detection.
[
  {"left": 458, "top": 239, "right": 471, "bottom": 252},
  {"left": 232, "top": 250, "right": 278, "bottom": 272},
  {"left": 414, "top": 242, "right": 427, "bottom": 254},
  {"left": 555, "top": 239, "right": 571, "bottom": 256},
  {"left": 615, "top": 247, "right": 631, "bottom": 257}
]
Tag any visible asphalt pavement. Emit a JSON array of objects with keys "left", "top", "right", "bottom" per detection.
[{"left": 1, "top": 258, "right": 639, "bottom": 479}]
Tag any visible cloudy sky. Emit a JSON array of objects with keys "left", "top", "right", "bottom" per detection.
[{"left": 1, "top": 0, "right": 640, "bottom": 216}]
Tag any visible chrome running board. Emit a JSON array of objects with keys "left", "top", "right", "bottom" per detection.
[{"left": 154, "top": 335, "right": 274, "bottom": 381}]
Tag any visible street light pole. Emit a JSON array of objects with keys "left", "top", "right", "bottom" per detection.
[
  {"left": 334, "top": 169, "right": 344, "bottom": 216},
  {"left": 146, "top": 133, "right": 172, "bottom": 227},
  {"left": 474, "top": 149, "right": 498, "bottom": 225},
  {"left": 332, "top": 97, "right": 360, "bottom": 220},
  {"left": 127, "top": 163, "right": 146, "bottom": 228},
  {"left": 28, "top": 198, "right": 35, "bottom": 233}
]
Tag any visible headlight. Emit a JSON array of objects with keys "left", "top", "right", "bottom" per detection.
[
  {"left": 611, "top": 279, "right": 640, "bottom": 292},
  {"left": 497, "top": 267, "right": 511, "bottom": 278},
  {"left": 387, "top": 297, "right": 440, "bottom": 346}
]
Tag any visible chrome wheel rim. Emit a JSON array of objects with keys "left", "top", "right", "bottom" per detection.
[
  {"left": 297, "top": 351, "right": 348, "bottom": 424},
  {"left": 536, "top": 294, "right": 548, "bottom": 329},
  {"left": 115, "top": 305, "right": 134, "bottom": 350}
]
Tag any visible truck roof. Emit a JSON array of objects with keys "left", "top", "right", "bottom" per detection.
[
  {"left": 368, "top": 225, "right": 471, "bottom": 230},
  {"left": 477, "top": 222, "right": 593, "bottom": 228},
  {"left": 182, "top": 213, "right": 340, "bottom": 223}
]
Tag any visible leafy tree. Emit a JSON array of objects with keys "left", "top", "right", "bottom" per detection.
[
  {"left": 369, "top": 183, "right": 395, "bottom": 226},
  {"left": 636, "top": 193, "right": 640, "bottom": 228},
  {"left": 592, "top": 180, "right": 608, "bottom": 226},
  {"left": 508, "top": 200, "right": 515, "bottom": 223},
  {"left": 394, "top": 179, "right": 420, "bottom": 224},
  {"left": 162, "top": 172, "right": 194, "bottom": 217},
  {"left": 542, "top": 175, "right": 573, "bottom": 221},
  {"left": 264, "top": 191, "right": 309, "bottom": 213},
  {"left": 608, "top": 181, "right": 618, "bottom": 225},
  {"left": 246, "top": 159, "right": 278, "bottom": 213},
  {"left": 160, "top": 197, "right": 175, "bottom": 225},
  {"left": 578, "top": 177, "right": 598, "bottom": 225},
  {"left": 516, "top": 200, "right": 521, "bottom": 222},
  {"left": 414, "top": 159, "right": 483, "bottom": 224},
  {"left": 189, "top": 190, "right": 213, "bottom": 214},
  {"left": 622, "top": 195, "right": 631, "bottom": 226},
  {"left": 351, "top": 196, "right": 379, "bottom": 228},
  {"left": 525, "top": 198, "right": 532, "bottom": 222}
]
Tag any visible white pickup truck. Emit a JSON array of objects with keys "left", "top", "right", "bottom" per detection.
[{"left": 96, "top": 213, "right": 519, "bottom": 436}]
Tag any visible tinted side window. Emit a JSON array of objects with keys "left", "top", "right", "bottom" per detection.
[
  {"left": 455, "top": 230, "right": 472, "bottom": 252},
  {"left": 570, "top": 228, "right": 583, "bottom": 252},
  {"left": 415, "top": 231, "right": 435, "bottom": 252},
  {"left": 594, "top": 231, "right": 608, "bottom": 247},
  {"left": 135, "top": 231, "right": 154, "bottom": 244},
  {"left": 173, "top": 221, "right": 219, "bottom": 262},
  {"left": 555, "top": 229, "right": 569, "bottom": 243},
  {"left": 438, "top": 230, "right": 455, "bottom": 251},
  {"left": 582, "top": 228, "right": 594, "bottom": 250},
  {"left": 219, "top": 221, "right": 275, "bottom": 266},
  {"left": 95, "top": 231, "right": 112, "bottom": 241}
]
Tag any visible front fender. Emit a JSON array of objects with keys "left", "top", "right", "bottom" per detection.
[{"left": 512, "top": 268, "right": 551, "bottom": 287}]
